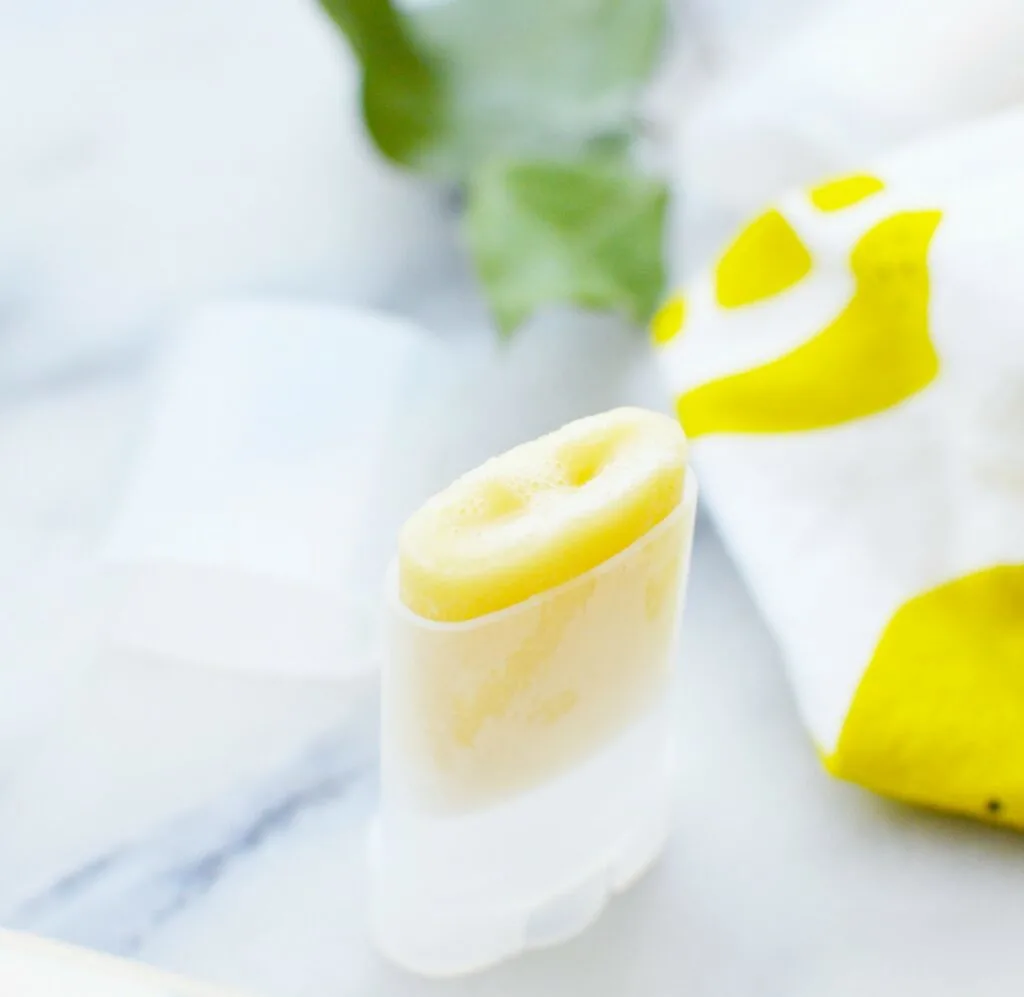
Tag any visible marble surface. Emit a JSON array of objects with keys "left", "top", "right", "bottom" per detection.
[{"left": 3, "top": 1, "right": 1024, "bottom": 996}]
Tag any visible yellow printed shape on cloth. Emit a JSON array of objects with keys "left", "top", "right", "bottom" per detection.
[
  {"left": 651, "top": 295, "right": 685, "bottom": 347},
  {"left": 827, "top": 565, "right": 1024, "bottom": 826},
  {"left": 810, "top": 174, "right": 885, "bottom": 212},
  {"left": 715, "top": 210, "right": 812, "bottom": 308},
  {"left": 679, "top": 210, "right": 942, "bottom": 438}
]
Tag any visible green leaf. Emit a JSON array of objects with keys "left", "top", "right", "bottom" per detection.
[
  {"left": 319, "top": 0, "right": 444, "bottom": 165},
  {"left": 318, "top": 0, "right": 670, "bottom": 335},
  {"left": 466, "top": 158, "right": 668, "bottom": 335},
  {"left": 318, "top": 0, "right": 666, "bottom": 177}
]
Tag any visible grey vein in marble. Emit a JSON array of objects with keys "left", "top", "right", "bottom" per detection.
[{"left": 12, "top": 731, "right": 377, "bottom": 958}]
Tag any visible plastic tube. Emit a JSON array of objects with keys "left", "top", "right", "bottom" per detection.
[{"left": 370, "top": 469, "right": 698, "bottom": 975}]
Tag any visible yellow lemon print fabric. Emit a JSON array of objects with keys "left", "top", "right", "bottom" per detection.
[{"left": 656, "top": 142, "right": 1024, "bottom": 830}]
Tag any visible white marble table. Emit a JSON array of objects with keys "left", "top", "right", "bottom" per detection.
[
  {"left": 4, "top": 300, "right": 1024, "bottom": 997},
  {"left": 4, "top": 1, "right": 1024, "bottom": 995}
]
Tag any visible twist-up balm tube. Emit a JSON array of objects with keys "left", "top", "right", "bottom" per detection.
[{"left": 370, "top": 408, "right": 697, "bottom": 976}]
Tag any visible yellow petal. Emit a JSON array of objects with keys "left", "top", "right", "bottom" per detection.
[
  {"left": 680, "top": 210, "right": 942, "bottom": 437},
  {"left": 827, "top": 565, "right": 1024, "bottom": 826},
  {"left": 651, "top": 294, "right": 686, "bottom": 347},
  {"left": 810, "top": 173, "right": 885, "bottom": 212},
  {"left": 715, "top": 209, "right": 812, "bottom": 308}
]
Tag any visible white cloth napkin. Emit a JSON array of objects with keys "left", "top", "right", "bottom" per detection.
[
  {"left": 681, "top": 0, "right": 1024, "bottom": 219},
  {"left": 657, "top": 95, "right": 1024, "bottom": 824}
]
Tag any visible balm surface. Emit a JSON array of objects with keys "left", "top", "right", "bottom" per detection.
[{"left": 399, "top": 407, "right": 687, "bottom": 622}]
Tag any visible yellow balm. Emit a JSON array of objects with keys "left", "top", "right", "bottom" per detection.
[{"left": 399, "top": 407, "right": 687, "bottom": 623}]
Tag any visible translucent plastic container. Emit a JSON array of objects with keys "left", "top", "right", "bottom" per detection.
[
  {"left": 101, "top": 302, "right": 437, "bottom": 679},
  {"left": 370, "top": 469, "right": 698, "bottom": 976}
]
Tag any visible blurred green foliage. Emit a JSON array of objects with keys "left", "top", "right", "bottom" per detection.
[{"left": 319, "top": 0, "right": 669, "bottom": 335}]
